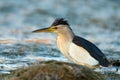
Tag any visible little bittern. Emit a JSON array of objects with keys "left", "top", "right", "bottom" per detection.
[{"left": 32, "top": 18, "right": 111, "bottom": 68}]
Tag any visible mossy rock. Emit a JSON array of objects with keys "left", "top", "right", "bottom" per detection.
[{"left": 10, "top": 60, "right": 105, "bottom": 80}]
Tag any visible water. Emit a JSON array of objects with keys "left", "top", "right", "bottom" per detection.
[{"left": 0, "top": 0, "right": 120, "bottom": 79}]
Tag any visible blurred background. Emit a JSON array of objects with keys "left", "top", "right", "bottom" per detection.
[{"left": 0, "top": 0, "right": 120, "bottom": 79}]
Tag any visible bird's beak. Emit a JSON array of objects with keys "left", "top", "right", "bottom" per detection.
[{"left": 32, "top": 27, "right": 56, "bottom": 33}]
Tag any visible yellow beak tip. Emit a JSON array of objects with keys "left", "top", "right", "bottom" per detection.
[{"left": 32, "top": 30, "right": 37, "bottom": 33}]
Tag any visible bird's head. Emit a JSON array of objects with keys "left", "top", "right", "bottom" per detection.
[{"left": 32, "top": 18, "right": 72, "bottom": 34}]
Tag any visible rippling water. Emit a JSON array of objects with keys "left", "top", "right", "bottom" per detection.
[{"left": 0, "top": 0, "right": 120, "bottom": 79}]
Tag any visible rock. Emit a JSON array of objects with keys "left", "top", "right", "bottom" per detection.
[
  {"left": 109, "top": 59, "right": 120, "bottom": 67},
  {"left": 9, "top": 60, "right": 105, "bottom": 80}
]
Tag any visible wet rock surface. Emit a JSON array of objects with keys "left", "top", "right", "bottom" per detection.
[{"left": 9, "top": 60, "right": 105, "bottom": 80}]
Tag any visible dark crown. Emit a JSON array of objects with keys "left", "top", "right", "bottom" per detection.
[{"left": 51, "top": 18, "right": 69, "bottom": 26}]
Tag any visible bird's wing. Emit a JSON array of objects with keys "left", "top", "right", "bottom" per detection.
[{"left": 72, "top": 36, "right": 110, "bottom": 67}]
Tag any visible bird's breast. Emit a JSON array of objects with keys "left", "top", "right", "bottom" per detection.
[{"left": 56, "top": 36, "right": 71, "bottom": 58}]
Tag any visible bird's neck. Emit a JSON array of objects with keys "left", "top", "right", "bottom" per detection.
[
  {"left": 57, "top": 29, "right": 74, "bottom": 44},
  {"left": 56, "top": 30, "right": 74, "bottom": 57}
]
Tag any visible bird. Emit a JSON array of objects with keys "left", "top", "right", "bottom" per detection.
[{"left": 32, "top": 18, "right": 111, "bottom": 68}]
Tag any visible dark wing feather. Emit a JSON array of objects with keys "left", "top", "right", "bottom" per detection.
[{"left": 72, "top": 36, "right": 110, "bottom": 67}]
